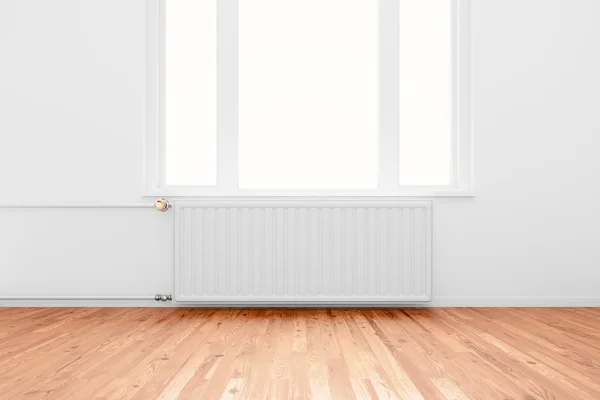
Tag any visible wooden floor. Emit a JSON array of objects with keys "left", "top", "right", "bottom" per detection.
[{"left": 0, "top": 308, "right": 599, "bottom": 400}]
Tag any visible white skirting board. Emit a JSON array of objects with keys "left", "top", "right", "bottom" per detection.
[
  {"left": 433, "top": 297, "right": 600, "bottom": 307},
  {"left": 2, "top": 297, "right": 600, "bottom": 307},
  {"left": 173, "top": 199, "right": 433, "bottom": 304}
]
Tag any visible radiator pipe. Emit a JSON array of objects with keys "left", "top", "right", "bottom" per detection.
[
  {"left": 0, "top": 199, "right": 172, "bottom": 211},
  {"left": 0, "top": 204, "right": 155, "bottom": 209},
  {"left": 0, "top": 296, "right": 159, "bottom": 300}
]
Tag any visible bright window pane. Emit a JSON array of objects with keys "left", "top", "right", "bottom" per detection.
[
  {"left": 239, "top": 0, "right": 378, "bottom": 189},
  {"left": 399, "top": 0, "right": 452, "bottom": 186},
  {"left": 165, "top": 0, "right": 217, "bottom": 185}
]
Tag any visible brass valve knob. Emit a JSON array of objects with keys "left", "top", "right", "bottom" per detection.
[{"left": 154, "top": 198, "right": 171, "bottom": 212}]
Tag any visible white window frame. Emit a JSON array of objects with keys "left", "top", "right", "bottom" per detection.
[{"left": 144, "top": 0, "right": 472, "bottom": 197}]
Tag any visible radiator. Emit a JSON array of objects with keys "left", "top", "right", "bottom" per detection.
[{"left": 173, "top": 200, "right": 432, "bottom": 304}]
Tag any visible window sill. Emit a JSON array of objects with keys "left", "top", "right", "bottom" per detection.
[{"left": 142, "top": 188, "right": 475, "bottom": 198}]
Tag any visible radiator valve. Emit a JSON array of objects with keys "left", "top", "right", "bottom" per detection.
[
  {"left": 154, "top": 198, "right": 171, "bottom": 212},
  {"left": 154, "top": 294, "right": 172, "bottom": 302}
]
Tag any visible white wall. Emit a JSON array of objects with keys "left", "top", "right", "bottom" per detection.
[
  {"left": 1, "top": 0, "right": 599, "bottom": 305},
  {"left": 0, "top": 0, "right": 172, "bottom": 301},
  {"left": 435, "top": 0, "right": 600, "bottom": 305}
]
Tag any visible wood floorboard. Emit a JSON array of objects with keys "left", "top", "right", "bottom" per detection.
[{"left": 0, "top": 308, "right": 599, "bottom": 399}]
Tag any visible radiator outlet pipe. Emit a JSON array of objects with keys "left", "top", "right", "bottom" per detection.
[{"left": 154, "top": 294, "right": 172, "bottom": 302}]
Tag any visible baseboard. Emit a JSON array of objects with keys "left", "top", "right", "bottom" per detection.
[
  {"left": 0, "top": 296, "right": 168, "bottom": 308},
  {"left": 433, "top": 297, "right": 600, "bottom": 307},
  {"left": 171, "top": 302, "right": 432, "bottom": 308},
  {"left": 2, "top": 296, "right": 600, "bottom": 308},
  {"left": 0, "top": 300, "right": 172, "bottom": 307},
  {"left": 0, "top": 298, "right": 431, "bottom": 308}
]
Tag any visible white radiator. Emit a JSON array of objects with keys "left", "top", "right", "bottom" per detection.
[{"left": 173, "top": 200, "right": 432, "bottom": 304}]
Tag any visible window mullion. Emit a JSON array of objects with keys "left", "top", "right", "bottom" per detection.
[
  {"left": 455, "top": 0, "right": 472, "bottom": 190},
  {"left": 217, "top": 0, "right": 239, "bottom": 190},
  {"left": 378, "top": 0, "right": 400, "bottom": 190}
]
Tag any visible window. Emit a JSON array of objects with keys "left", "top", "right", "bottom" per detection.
[
  {"left": 164, "top": 0, "right": 217, "bottom": 186},
  {"left": 145, "top": 0, "right": 472, "bottom": 196},
  {"left": 239, "top": 0, "right": 378, "bottom": 190}
]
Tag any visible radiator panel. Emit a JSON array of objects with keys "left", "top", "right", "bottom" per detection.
[{"left": 174, "top": 200, "right": 432, "bottom": 303}]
